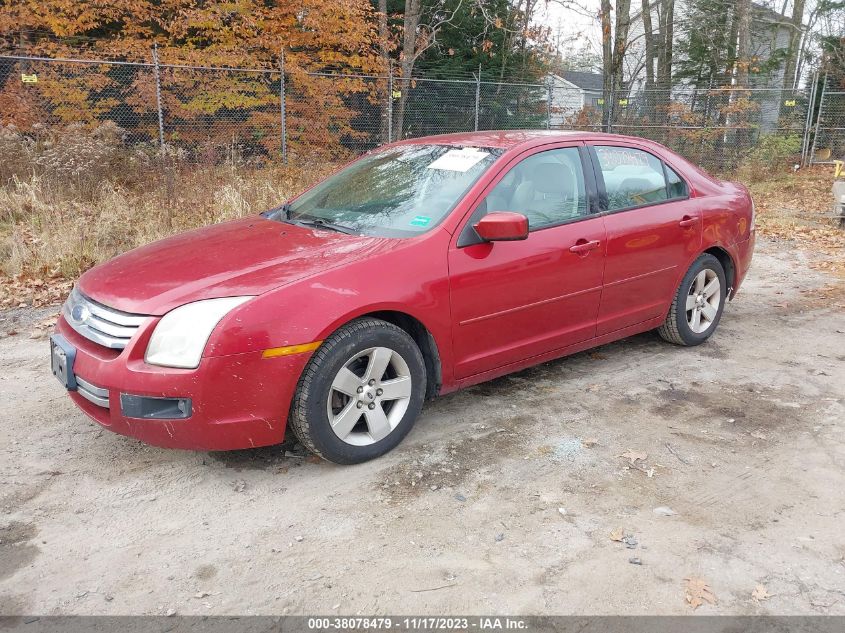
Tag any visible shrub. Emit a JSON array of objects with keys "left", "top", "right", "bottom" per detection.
[{"left": 738, "top": 134, "right": 803, "bottom": 181}]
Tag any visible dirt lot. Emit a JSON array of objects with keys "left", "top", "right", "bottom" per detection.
[{"left": 1, "top": 235, "right": 844, "bottom": 616}]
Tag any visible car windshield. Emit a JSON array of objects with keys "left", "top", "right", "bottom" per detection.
[{"left": 276, "top": 144, "right": 502, "bottom": 237}]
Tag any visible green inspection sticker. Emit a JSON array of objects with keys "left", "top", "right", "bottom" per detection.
[{"left": 410, "top": 215, "right": 431, "bottom": 227}]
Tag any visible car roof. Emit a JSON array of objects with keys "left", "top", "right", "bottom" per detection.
[
  {"left": 389, "top": 129, "right": 656, "bottom": 152},
  {"left": 386, "top": 129, "right": 720, "bottom": 190}
]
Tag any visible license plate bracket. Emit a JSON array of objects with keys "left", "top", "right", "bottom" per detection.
[{"left": 50, "top": 333, "right": 77, "bottom": 390}]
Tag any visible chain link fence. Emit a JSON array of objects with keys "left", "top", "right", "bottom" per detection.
[
  {"left": 1, "top": 53, "right": 841, "bottom": 172},
  {"left": 810, "top": 85, "right": 845, "bottom": 165}
]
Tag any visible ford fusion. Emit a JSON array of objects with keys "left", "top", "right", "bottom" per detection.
[{"left": 51, "top": 131, "right": 755, "bottom": 464}]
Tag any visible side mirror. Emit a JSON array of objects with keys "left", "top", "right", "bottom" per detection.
[{"left": 473, "top": 212, "right": 529, "bottom": 242}]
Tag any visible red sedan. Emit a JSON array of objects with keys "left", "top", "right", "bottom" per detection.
[{"left": 51, "top": 131, "right": 755, "bottom": 463}]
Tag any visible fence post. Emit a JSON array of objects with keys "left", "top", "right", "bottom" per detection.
[
  {"left": 801, "top": 70, "right": 818, "bottom": 166},
  {"left": 808, "top": 73, "right": 828, "bottom": 164},
  {"left": 387, "top": 61, "right": 394, "bottom": 143},
  {"left": 607, "top": 83, "right": 615, "bottom": 134},
  {"left": 151, "top": 43, "right": 165, "bottom": 151},
  {"left": 474, "top": 65, "right": 481, "bottom": 132},
  {"left": 546, "top": 80, "right": 553, "bottom": 130},
  {"left": 279, "top": 50, "right": 287, "bottom": 164}
]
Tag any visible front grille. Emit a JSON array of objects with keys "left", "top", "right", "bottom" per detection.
[{"left": 63, "top": 287, "right": 149, "bottom": 350}]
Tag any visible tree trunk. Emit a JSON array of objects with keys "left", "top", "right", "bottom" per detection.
[
  {"left": 725, "top": 5, "right": 739, "bottom": 82},
  {"left": 735, "top": 0, "right": 751, "bottom": 88},
  {"left": 734, "top": 0, "right": 752, "bottom": 150},
  {"left": 782, "top": 0, "right": 805, "bottom": 91},
  {"left": 393, "top": 0, "right": 420, "bottom": 141},
  {"left": 611, "top": 0, "right": 631, "bottom": 99},
  {"left": 378, "top": 0, "right": 390, "bottom": 143},
  {"left": 656, "top": 0, "right": 674, "bottom": 103},
  {"left": 642, "top": 0, "right": 655, "bottom": 93},
  {"left": 600, "top": 0, "right": 633, "bottom": 130},
  {"left": 600, "top": 0, "right": 613, "bottom": 129}
]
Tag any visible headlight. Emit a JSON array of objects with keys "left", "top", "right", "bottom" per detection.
[{"left": 145, "top": 296, "right": 253, "bottom": 369}]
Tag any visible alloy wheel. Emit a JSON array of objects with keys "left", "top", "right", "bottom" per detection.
[
  {"left": 686, "top": 268, "right": 721, "bottom": 334},
  {"left": 326, "top": 346, "right": 413, "bottom": 446}
]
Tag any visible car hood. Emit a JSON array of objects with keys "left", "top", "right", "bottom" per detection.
[{"left": 78, "top": 217, "right": 395, "bottom": 315}]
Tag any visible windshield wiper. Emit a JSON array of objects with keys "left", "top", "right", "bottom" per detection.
[{"left": 293, "top": 217, "right": 356, "bottom": 235}]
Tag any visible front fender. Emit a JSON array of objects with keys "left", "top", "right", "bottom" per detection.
[{"left": 202, "top": 231, "right": 455, "bottom": 381}]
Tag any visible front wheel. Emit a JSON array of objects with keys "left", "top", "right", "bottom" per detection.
[
  {"left": 289, "top": 318, "right": 426, "bottom": 464},
  {"left": 658, "top": 254, "right": 727, "bottom": 346}
]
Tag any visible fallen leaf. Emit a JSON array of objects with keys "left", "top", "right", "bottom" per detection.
[
  {"left": 752, "top": 584, "right": 771, "bottom": 601},
  {"left": 609, "top": 527, "right": 625, "bottom": 542},
  {"left": 618, "top": 450, "right": 648, "bottom": 465},
  {"left": 684, "top": 577, "right": 717, "bottom": 609}
]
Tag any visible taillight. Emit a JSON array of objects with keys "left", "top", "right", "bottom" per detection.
[{"left": 749, "top": 198, "right": 756, "bottom": 233}]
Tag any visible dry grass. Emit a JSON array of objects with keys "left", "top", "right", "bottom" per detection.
[
  {"left": 0, "top": 164, "right": 326, "bottom": 278},
  {"left": 0, "top": 124, "right": 335, "bottom": 308}
]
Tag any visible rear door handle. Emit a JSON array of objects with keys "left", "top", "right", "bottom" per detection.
[
  {"left": 679, "top": 215, "right": 699, "bottom": 227},
  {"left": 569, "top": 239, "right": 601, "bottom": 254}
]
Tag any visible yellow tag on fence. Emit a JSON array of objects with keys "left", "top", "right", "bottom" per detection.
[
  {"left": 392, "top": 90, "right": 402, "bottom": 99},
  {"left": 783, "top": 99, "right": 796, "bottom": 107},
  {"left": 21, "top": 73, "right": 38, "bottom": 84}
]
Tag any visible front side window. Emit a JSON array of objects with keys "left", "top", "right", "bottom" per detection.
[
  {"left": 594, "top": 146, "right": 669, "bottom": 211},
  {"left": 479, "top": 147, "right": 588, "bottom": 230},
  {"left": 278, "top": 145, "right": 501, "bottom": 238}
]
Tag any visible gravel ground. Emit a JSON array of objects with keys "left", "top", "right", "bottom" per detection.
[{"left": 1, "top": 236, "right": 844, "bottom": 616}]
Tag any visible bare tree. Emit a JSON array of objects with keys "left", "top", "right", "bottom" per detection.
[
  {"left": 392, "top": 0, "right": 467, "bottom": 140},
  {"left": 642, "top": 0, "right": 656, "bottom": 92},
  {"left": 612, "top": 0, "right": 632, "bottom": 97},
  {"left": 600, "top": 0, "right": 632, "bottom": 129},
  {"left": 600, "top": 0, "right": 613, "bottom": 127},
  {"left": 782, "top": 0, "right": 806, "bottom": 90},
  {"left": 735, "top": 0, "right": 751, "bottom": 87},
  {"left": 656, "top": 0, "right": 674, "bottom": 98}
]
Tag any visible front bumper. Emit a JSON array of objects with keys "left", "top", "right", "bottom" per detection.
[{"left": 56, "top": 315, "right": 311, "bottom": 450}]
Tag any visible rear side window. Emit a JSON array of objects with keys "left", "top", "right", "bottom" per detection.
[
  {"left": 594, "top": 146, "right": 669, "bottom": 211},
  {"left": 665, "top": 164, "right": 688, "bottom": 198}
]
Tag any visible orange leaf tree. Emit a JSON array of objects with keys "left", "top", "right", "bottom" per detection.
[{"left": 0, "top": 0, "right": 382, "bottom": 160}]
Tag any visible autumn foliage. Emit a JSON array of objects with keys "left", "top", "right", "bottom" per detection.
[{"left": 0, "top": 0, "right": 385, "bottom": 160}]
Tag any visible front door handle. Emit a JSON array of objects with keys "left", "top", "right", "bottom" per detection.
[
  {"left": 679, "top": 215, "right": 700, "bottom": 228},
  {"left": 569, "top": 239, "right": 601, "bottom": 255}
]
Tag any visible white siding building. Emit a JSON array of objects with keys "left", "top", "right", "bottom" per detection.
[{"left": 547, "top": 71, "right": 604, "bottom": 126}]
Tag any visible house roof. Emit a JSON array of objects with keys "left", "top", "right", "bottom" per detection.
[{"left": 553, "top": 71, "right": 604, "bottom": 92}]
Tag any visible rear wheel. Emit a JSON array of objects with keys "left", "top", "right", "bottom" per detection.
[
  {"left": 289, "top": 318, "right": 426, "bottom": 464},
  {"left": 658, "top": 254, "right": 727, "bottom": 346}
]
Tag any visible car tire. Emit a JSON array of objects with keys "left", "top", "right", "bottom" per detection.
[
  {"left": 658, "top": 254, "right": 727, "bottom": 346},
  {"left": 289, "top": 318, "right": 427, "bottom": 464}
]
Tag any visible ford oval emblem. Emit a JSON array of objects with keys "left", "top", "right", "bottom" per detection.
[{"left": 70, "top": 303, "right": 90, "bottom": 325}]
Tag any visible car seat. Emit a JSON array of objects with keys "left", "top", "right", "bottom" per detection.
[{"left": 510, "top": 162, "right": 580, "bottom": 226}]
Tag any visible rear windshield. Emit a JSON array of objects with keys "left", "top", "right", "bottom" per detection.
[{"left": 282, "top": 144, "right": 502, "bottom": 238}]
